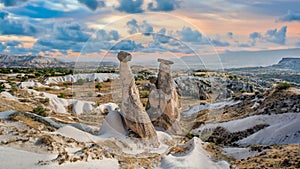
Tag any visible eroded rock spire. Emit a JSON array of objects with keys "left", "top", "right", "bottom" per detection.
[
  {"left": 117, "top": 51, "right": 159, "bottom": 146},
  {"left": 146, "top": 58, "right": 182, "bottom": 134}
]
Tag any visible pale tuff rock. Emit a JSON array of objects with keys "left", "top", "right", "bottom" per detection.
[
  {"left": 117, "top": 51, "right": 159, "bottom": 146},
  {"left": 147, "top": 58, "right": 182, "bottom": 134}
]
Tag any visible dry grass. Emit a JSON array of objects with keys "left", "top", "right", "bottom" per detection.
[
  {"left": 204, "top": 143, "right": 233, "bottom": 162},
  {"left": 11, "top": 115, "right": 42, "bottom": 129},
  {"left": 231, "top": 144, "right": 300, "bottom": 169},
  {"left": 0, "top": 98, "right": 33, "bottom": 112}
]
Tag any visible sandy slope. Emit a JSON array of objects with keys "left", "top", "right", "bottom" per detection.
[
  {"left": 193, "top": 113, "right": 300, "bottom": 145},
  {"left": 0, "top": 147, "right": 119, "bottom": 169},
  {"left": 160, "top": 137, "right": 229, "bottom": 169}
]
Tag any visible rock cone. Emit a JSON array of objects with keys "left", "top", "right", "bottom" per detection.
[
  {"left": 146, "top": 58, "right": 182, "bottom": 134},
  {"left": 117, "top": 51, "right": 159, "bottom": 146}
]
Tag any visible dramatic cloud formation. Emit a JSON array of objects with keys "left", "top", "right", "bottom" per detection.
[
  {"left": 53, "top": 22, "right": 90, "bottom": 42},
  {"left": 34, "top": 21, "right": 122, "bottom": 54},
  {"left": 278, "top": 10, "right": 300, "bottom": 22},
  {"left": 126, "top": 19, "right": 139, "bottom": 34},
  {"left": 7, "top": 2, "right": 70, "bottom": 19},
  {"left": 249, "top": 32, "right": 261, "bottom": 46},
  {"left": 96, "top": 29, "right": 120, "bottom": 41},
  {"left": 264, "top": 26, "right": 287, "bottom": 45},
  {"left": 210, "top": 39, "right": 230, "bottom": 47},
  {"left": 126, "top": 19, "right": 154, "bottom": 36},
  {"left": 177, "top": 27, "right": 205, "bottom": 43},
  {"left": 0, "top": 12, "right": 38, "bottom": 36},
  {"left": 111, "top": 39, "right": 143, "bottom": 51},
  {"left": 0, "top": 11, "right": 8, "bottom": 19},
  {"left": 116, "top": 0, "right": 144, "bottom": 13},
  {"left": 0, "top": 0, "right": 28, "bottom": 7},
  {"left": 34, "top": 22, "right": 92, "bottom": 53},
  {"left": 153, "top": 28, "right": 170, "bottom": 44},
  {"left": 239, "top": 26, "right": 287, "bottom": 47},
  {"left": 0, "top": 0, "right": 298, "bottom": 56},
  {"left": 5, "top": 40, "right": 21, "bottom": 47},
  {"left": 78, "top": 0, "right": 105, "bottom": 11},
  {"left": 148, "top": 0, "right": 180, "bottom": 12}
]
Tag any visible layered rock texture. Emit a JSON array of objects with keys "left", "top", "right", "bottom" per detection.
[
  {"left": 146, "top": 59, "right": 182, "bottom": 134},
  {"left": 117, "top": 51, "right": 159, "bottom": 146}
]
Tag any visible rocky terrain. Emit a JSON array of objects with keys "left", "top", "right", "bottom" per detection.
[
  {"left": 0, "top": 54, "right": 71, "bottom": 68},
  {"left": 0, "top": 52, "right": 299, "bottom": 169}
]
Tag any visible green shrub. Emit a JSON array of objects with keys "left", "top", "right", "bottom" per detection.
[
  {"left": 58, "top": 92, "right": 66, "bottom": 98},
  {"left": 95, "top": 83, "right": 102, "bottom": 92},
  {"left": 0, "top": 82, "right": 5, "bottom": 92},
  {"left": 140, "top": 92, "right": 149, "bottom": 98},
  {"left": 45, "top": 98, "right": 50, "bottom": 104},
  {"left": 32, "top": 106, "right": 47, "bottom": 117},
  {"left": 75, "top": 79, "right": 86, "bottom": 85},
  {"left": 276, "top": 82, "right": 291, "bottom": 90}
]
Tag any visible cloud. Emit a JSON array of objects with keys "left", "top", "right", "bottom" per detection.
[
  {"left": 53, "top": 22, "right": 90, "bottom": 42},
  {"left": 177, "top": 27, "right": 205, "bottom": 43},
  {"left": 0, "top": 11, "right": 8, "bottom": 19},
  {"left": 116, "top": 0, "right": 144, "bottom": 13},
  {"left": 33, "top": 22, "right": 92, "bottom": 53},
  {"left": 148, "top": 0, "right": 180, "bottom": 12},
  {"left": 111, "top": 39, "right": 144, "bottom": 51},
  {"left": 34, "top": 21, "right": 122, "bottom": 54},
  {"left": 96, "top": 29, "right": 120, "bottom": 41},
  {"left": 227, "top": 32, "right": 233, "bottom": 39},
  {"left": 277, "top": 10, "right": 300, "bottom": 22},
  {"left": 140, "top": 21, "right": 153, "bottom": 36},
  {"left": 249, "top": 32, "right": 261, "bottom": 46},
  {"left": 210, "top": 39, "right": 230, "bottom": 47},
  {"left": 6, "top": 40, "right": 21, "bottom": 46},
  {"left": 0, "top": 42, "right": 6, "bottom": 52},
  {"left": 239, "top": 26, "right": 287, "bottom": 47},
  {"left": 8, "top": 3, "right": 68, "bottom": 19},
  {"left": 126, "top": 19, "right": 139, "bottom": 34},
  {"left": 0, "top": 13, "right": 38, "bottom": 36},
  {"left": 296, "top": 40, "right": 300, "bottom": 47},
  {"left": 78, "top": 0, "right": 105, "bottom": 11},
  {"left": 0, "top": 0, "right": 28, "bottom": 7},
  {"left": 126, "top": 19, "right": 154, "bottom": 36},
  {"left": 264, "top": 26, "right": 287, "bottom": 45},
  {"left": 249, "top": 32, "right": 261, "bottom": 39},
  {"left": 153, "top": 28, "right": 170, "bottom": 44}
]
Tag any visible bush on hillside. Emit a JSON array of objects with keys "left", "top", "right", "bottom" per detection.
[{"left": 276, "top": 82, "right": 291, "bottom": 90}]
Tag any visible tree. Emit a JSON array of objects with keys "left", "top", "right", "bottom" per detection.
[
  {"left": 95, "top": 83, "right": 102, "bottom": 92},
  {"left": 0, "top": 82, "right": 5, "bottom": 92}
]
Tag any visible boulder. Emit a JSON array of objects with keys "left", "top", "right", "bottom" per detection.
[{"left": 117, "top": 51, "right": 159, "bottom": 146}]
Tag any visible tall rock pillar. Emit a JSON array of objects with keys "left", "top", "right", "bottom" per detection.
[
  {"left": 117, "top": 51, "right": 159, "bottom": 146},
  {"left": 147, "top": 58, "right": 181, "bottom": 134}
]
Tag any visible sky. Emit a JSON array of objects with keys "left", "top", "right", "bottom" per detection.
[{"left": 0, "top": 0, "right": 300, "bottom": 65}]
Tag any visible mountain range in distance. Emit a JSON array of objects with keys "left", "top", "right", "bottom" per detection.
[
  {"left": 0, "top": 52, "right": 300, "bottom": 71},
  {"left": 0, "top": 54, "right": 117, "bottom": 69}
]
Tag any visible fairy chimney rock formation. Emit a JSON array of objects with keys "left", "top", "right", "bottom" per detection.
[
  {"left": 147, "top": 58, "right": 182, "bottom": 134},
  {"left": 117, "top": 51, "right": 159, "bottom": 146}
]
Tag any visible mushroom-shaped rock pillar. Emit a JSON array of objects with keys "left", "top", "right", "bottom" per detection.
[
  {"left": 117, "top": 51, "right": 159, "bottom": 147},
  {"left": 146, "top": 58, "right": 182, "bottom": 134}
]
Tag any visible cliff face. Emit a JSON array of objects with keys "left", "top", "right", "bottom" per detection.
[
  {"left": 0, "top": 54, "right": 70, "bottom": 68},
  {"left": 273, "top": 58, "right": 300, "bottom": 71}
]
